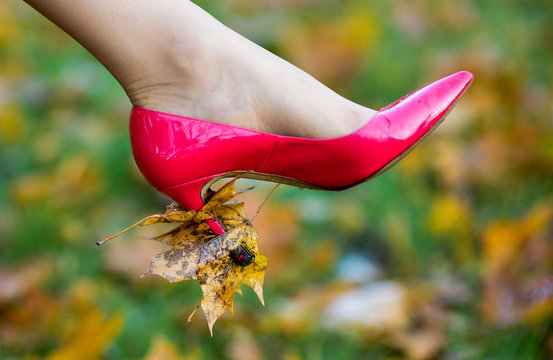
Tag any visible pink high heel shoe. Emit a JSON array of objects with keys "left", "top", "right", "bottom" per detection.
[{"left": 130, "top": 71, "right": 473, "bottom": 211}]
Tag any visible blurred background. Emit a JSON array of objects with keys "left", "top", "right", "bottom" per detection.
[{"left": 1, "top": 0, "right": 553, "bottom": 358}]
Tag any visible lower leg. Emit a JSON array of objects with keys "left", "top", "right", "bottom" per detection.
[{"left": 23, "top": 0, "right": 376, "bottom": 138}]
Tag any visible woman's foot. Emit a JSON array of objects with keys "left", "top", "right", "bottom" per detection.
[{"left": 120, "top": 2, "right": 377, "bottom": 139}]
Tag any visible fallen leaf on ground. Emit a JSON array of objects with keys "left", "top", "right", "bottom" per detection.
[
  {"left": 226, "top": 330, "right": 263, "bottom": 360},
  {"left": 392, "top": 330, "right": 445, "bottom": 360},
  {"left": 0, "top": 259, "right": 52, "bottom": 304},
  {"left": 143, "top": 336, "right": 199, "bottom": 360},
  {"left": 45, "top": 306, "right": 122, "bottom": 360},
  {"left": 321, "top": 281, "right": 408, "bottom": 331}
]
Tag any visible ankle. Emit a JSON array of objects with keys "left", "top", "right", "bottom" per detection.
[{"left": 122, "top": 4, "right": 229, "bottom": 109}]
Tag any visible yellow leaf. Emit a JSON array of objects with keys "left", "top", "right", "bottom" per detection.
[
  {"left": 101, "top": 177, "right": 266, "bottom": 334},
  {"left": 0, "top": 103, "right": 25, "bottom": 144},
  {"left": 0, "top": 3, "right": 20, "bottom": 48},
  {"left": 482, "top": 220, "right": 523, "bottom": 272},
  {"left": 45, "top": 308, "right": 122, "bottom": 360},
  {"left": 427, "top": 193, "right": 471, "bottom": 236},
  {"left": 10, "top": 173, "right": 53, "bottom": 205},
  {"left": 98, "top": 204, "right": 196, "bottom": 246},
  {"left": 524, "top": 299, "right": 553, "bottom": 325},
  {"left": 140, "top": 179, "right": 267, "bottom": 334},
  {"left": 482, "top": 201, "right": 553, "bottom": 271},
  {"left": 140, "top": 209, "right": 197, "bottom": 226},
  {"left": 194, "top": 178, "right": 238, "bottom": 222}
]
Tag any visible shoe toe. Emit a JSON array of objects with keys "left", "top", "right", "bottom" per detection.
[{"left": 378, "top": 70, "right": 474, "bottom": 139}]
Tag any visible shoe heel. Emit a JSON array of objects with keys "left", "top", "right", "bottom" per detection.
[
  {"left": 161, "top": 176, "right": 227, "bottom": 235},
  {"left": 159, "top": 176, "right": 216, "bottom": 211}
]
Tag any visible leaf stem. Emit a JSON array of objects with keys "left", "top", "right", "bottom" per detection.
[
  {"left": 187, "top": 303, "right": 201, "bottom": 325},
  {"left": 96, "top": 215, "right": 160, "bottom": 246},
  {"left": 249, "top": 183, "right": 280, "bottom": 222}
]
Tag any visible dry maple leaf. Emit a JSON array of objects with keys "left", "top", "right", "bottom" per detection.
[
  {"left": 100, "top": 178, "right": 268, "bottom": 334},
  {"left": 143, "top": 180, "right": 267, "bottom": 334}
]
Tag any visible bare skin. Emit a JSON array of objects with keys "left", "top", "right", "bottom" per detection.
[{"left": 23, "top": 0, "right": 377, "bottom": 138}]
